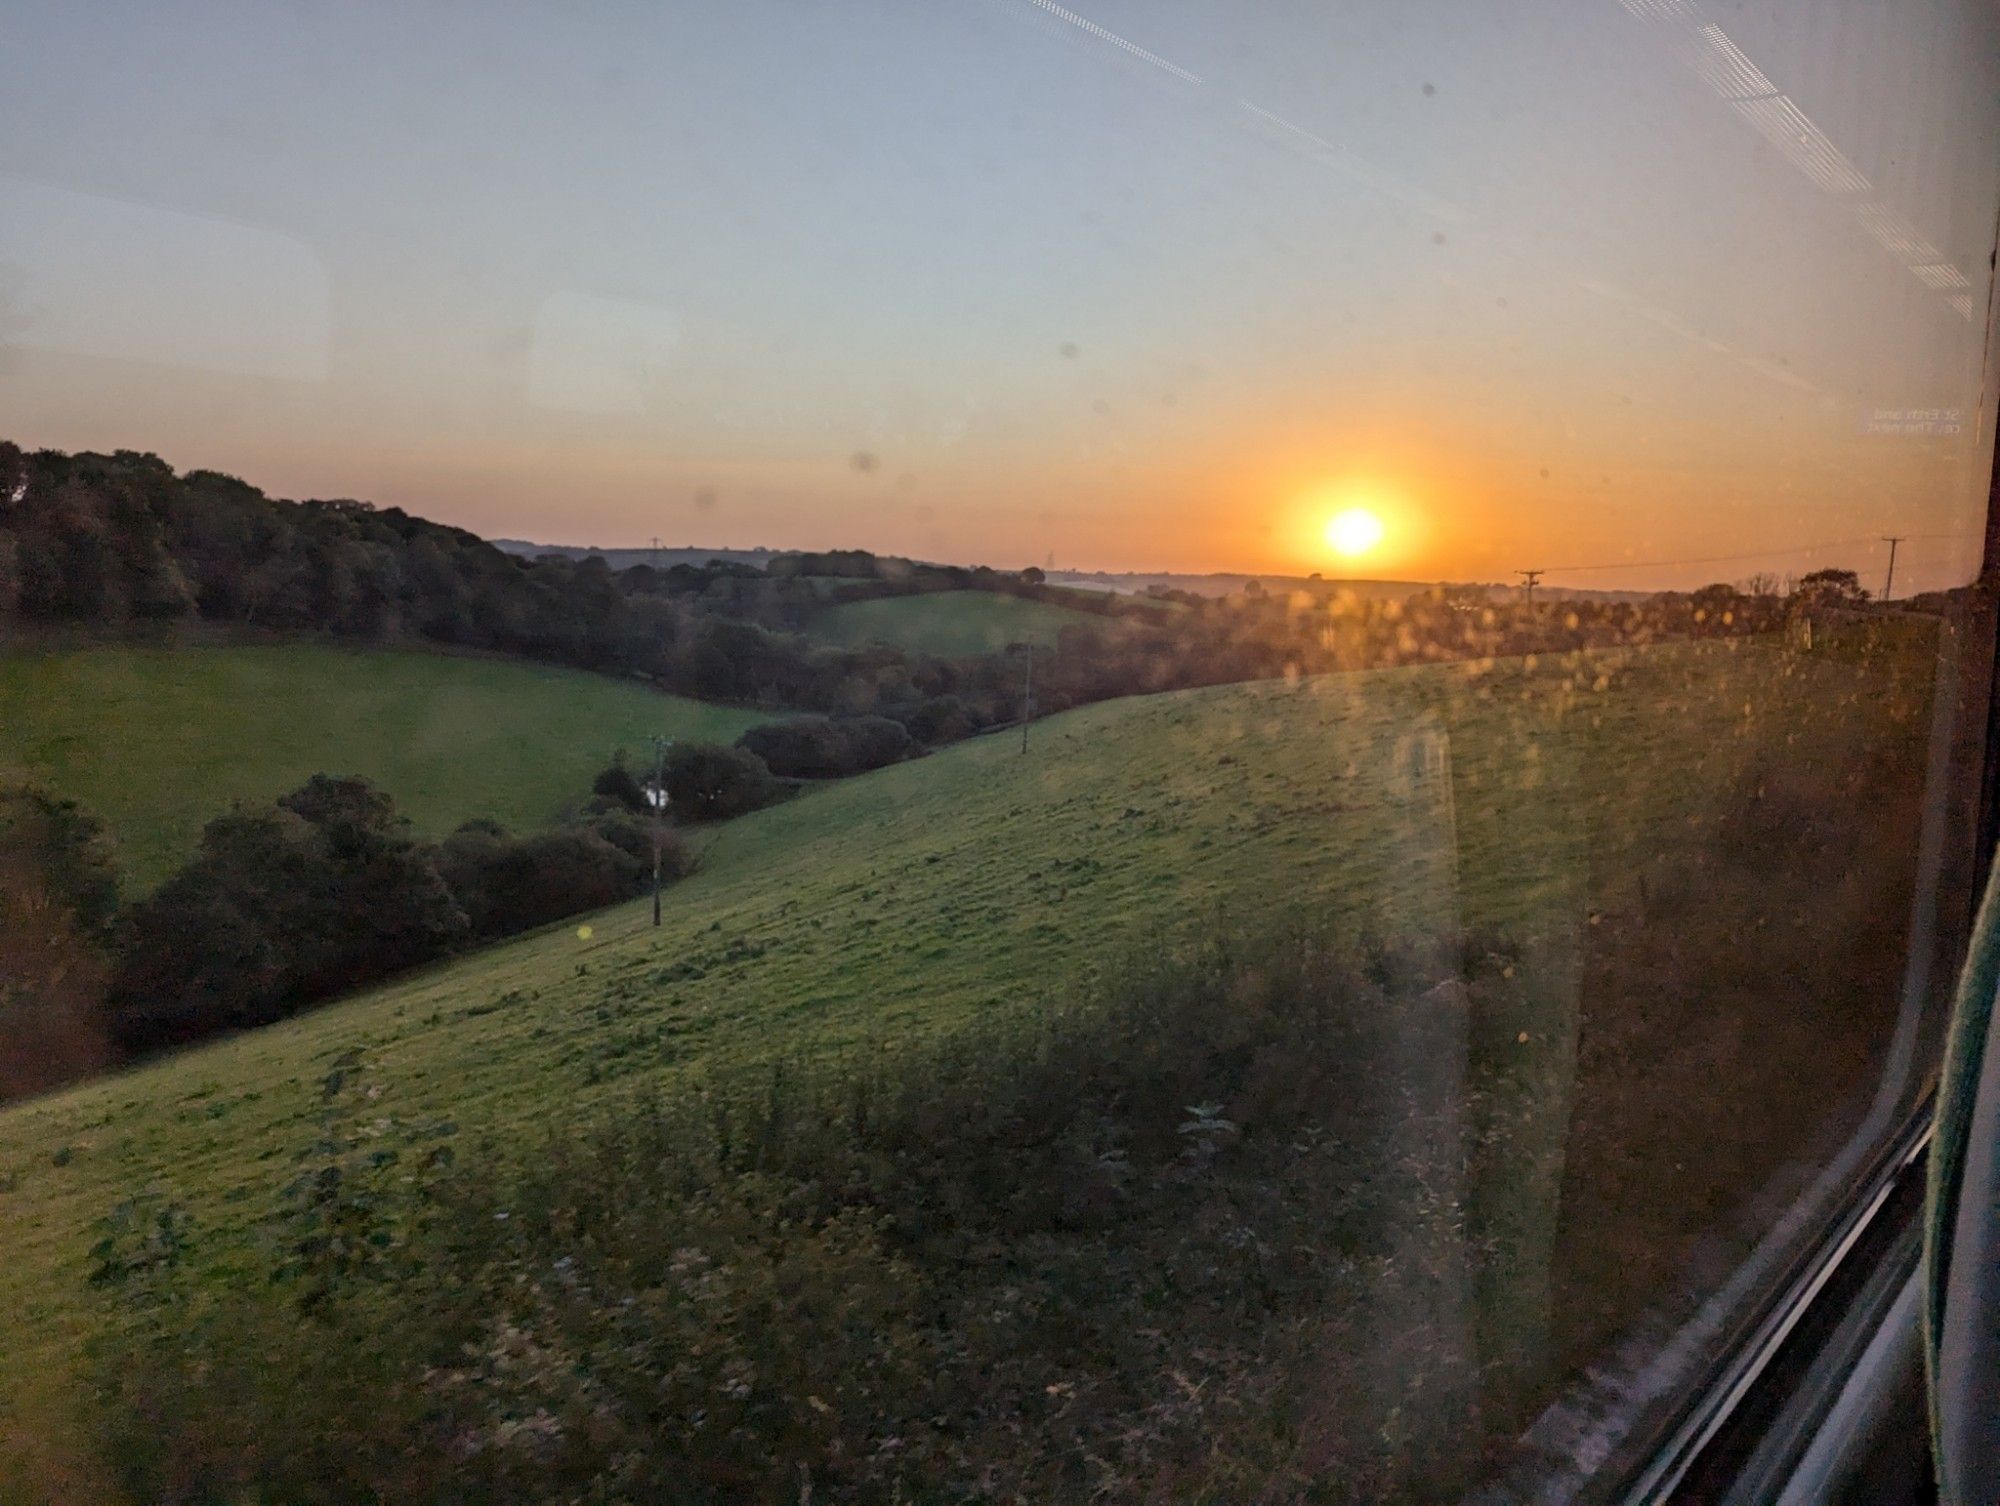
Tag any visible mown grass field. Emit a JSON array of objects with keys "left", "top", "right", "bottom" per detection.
[
  {"left": 0, "top": 634, "right": 1936, "bottom": 1489},
  {"left": 807, "top": 589, "right": 1106, "bottom": 654},
  {"left": 0, "top": 643, "right": 768, "bottom": 886}
]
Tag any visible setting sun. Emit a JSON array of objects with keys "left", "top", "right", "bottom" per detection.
[{"left": 1324, "top": 507, "right": 1386, "bottom": 559}]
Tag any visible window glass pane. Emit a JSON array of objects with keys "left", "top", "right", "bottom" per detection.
[{"left": 0, "top": 2, "right": 1995, "bottom": 1501}]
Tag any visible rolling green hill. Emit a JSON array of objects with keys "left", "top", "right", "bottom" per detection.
[
  {"left": 807, "top": 589, "right": 1107, "bottom": 654},
  {"left": 0, "top": 643, "right": 768, "bottom": 886},
  {"left": 0, "top": 633, "right": 1934, "bottom": 1442}
]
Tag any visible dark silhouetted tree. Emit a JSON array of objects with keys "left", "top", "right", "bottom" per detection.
[
  {"left": 663, "top": 743, "right": 779, "bottom": 821},
  {"left": 738, "top": 715, "right": 913, "bottom": 778},
  {"left": 109, "top": 778, "right": 464, "bottom": 1051},
  {"left": 1793, "top": 568, "right": 1869, "bottom": 607},
  {"left": 437, "top": 821, "right": 656, "bottom": 940},
  {"left": 592, "top": 755, "right": 650, "bottom": 813}
]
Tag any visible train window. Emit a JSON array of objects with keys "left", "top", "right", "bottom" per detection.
[{"left": 0, "top": 2, "right": 1995, "bottom": 1501}]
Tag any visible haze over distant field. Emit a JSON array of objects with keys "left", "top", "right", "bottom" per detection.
[{"left": 1, "top": 0, "right": 1994, "bottom": 591}]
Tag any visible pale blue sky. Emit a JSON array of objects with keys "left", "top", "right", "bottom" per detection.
[{"left": 2, "top": 0, "right": 1995, "bottom": 587}]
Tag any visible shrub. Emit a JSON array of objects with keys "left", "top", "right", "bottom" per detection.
[
  {"left": 736, "top": 715, "right": 845, "bottom": 777},
  {"left": 273, "top": 777, "right": 469, "bottom": 999},
  {"left": 106, "top": 778, "right": 466, "bottom": 1053},
  {"left": 839, "top": 714, "right": 914, "bottom": 770},
  {"left": 577, "top": 806, "right": 687, "bottom": 876},
  {"left": 590, "top": 755, "right": 651, "bottom": 813},
  {"left": 736, "top": 714, "right": 914, "bottom": 778},
  {"left": 0, "top": 787, "right": 121, "bottom": 1099},
  {"left": 437, "top": 822, "right": 652, "bottom": 940},
  {"left": 662, "top": 742, "right": 779, "bottom": 821},
  {"left": 0, "top": 785, "right": 120, "bottom": 935},
  {"left": 905, "top": 694, "right": 976, "bottom": 746}
]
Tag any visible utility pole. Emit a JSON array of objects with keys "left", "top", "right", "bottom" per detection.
[
  {"left": 1881, "top": 536, "right": 1903, "bottom": 601},
  {"left": 649, "top": 735, "right": 671, "bottom": 926},
  {"left": 1517, "top": 568, "right": 1544, "bottom": 608},
  {"left": 1017, "top": 640, "right": 1035, "bottom": 755}
]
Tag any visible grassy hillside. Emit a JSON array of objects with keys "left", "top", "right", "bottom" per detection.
[
  {"left": 0, "top": 635, "right": 1933, "bottom": 1396},
  {"left": 808, "top": 589, "right": 1106, "bottom": 654},
  {"left": 0, "top": 643, "right": 767, "bottom": 885}
]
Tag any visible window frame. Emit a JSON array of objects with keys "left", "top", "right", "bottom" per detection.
[{"left": 1609, "top": 304, "right": 2000, "bottom": 1503}]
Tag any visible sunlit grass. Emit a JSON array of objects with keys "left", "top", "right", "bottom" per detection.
[{"left": 0, "top": 642, "right": 769, "bottom": 886}]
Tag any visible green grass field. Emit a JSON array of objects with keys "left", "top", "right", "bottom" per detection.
[
  {"left": 0, "top": 643, "right": 768, "bottom": 886},
  {"left": 807, "top": 589, "right": 1105, "bottom": 654},
  {"left": 0, "top": 634, "right": 1936, "bottom": 1491}
]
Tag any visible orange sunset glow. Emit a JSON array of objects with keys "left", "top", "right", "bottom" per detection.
[{"left": 0, "top": 0, "right": 1990, "bottom": 595}]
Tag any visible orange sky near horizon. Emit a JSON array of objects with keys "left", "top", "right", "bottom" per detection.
[{"left": 1, "top": 0, "right": 1994, "bottom": 594}]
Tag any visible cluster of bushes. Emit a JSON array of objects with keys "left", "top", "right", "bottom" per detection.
[
  {"left": 737, "top": 713, "right": 913, "bottom": 778},
  {"left": 0, "top": 724, "right": 808, "bottom": 1097},
  {"left": 592, "top": 719, "right": 919, "bottom": 817},
  {"left": 592, "top": 742, "right": 784, "bottom": 822},
  {"left": 109, "top": 777, "right": 470, "bottom": 1050},
  {"left": 0, "top": 772, "right": 702, "bottom": 1085},
  {"left": 85, "top": 924, "right": 1540, "bottom": 1505}
]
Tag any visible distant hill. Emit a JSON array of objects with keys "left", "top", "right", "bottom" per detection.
[
  {"left": 487, "top": 540, "right": 1650, "bottom": 604},
  {"left": 1049, "top": 570, "right": 1651, "bottom": 605},
  {"left": 808, "top": 590, "right": 1110, "bottom": 655},
  {"left": 1048, "top": 570, "right": 1424, "bottom": 600},
  {"left": 491, "top": 539, "right": 780, "bottom": 571}
]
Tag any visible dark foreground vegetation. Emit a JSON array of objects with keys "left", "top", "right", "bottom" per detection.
[{"left": 86, "top": 924, "right": 1536, "bottom": 1506}]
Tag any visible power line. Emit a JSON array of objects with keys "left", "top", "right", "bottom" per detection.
[{"left": 1516, "top": 568, "right": 1544, "bottom": 607}]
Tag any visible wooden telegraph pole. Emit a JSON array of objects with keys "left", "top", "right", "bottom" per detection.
[
  {"left": 1020, "top": 641, "right": 1033, "bottom": 754},
  {"left": 650, "top": 735, "right": 671, "bottom": 926}
]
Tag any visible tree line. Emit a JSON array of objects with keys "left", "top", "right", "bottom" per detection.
[
  {"left": 2, "top": 441, "right": 1901, "bottom": 772},
  {"left": 0, "top": 442, "right": 1096, "bottom": 744}
]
